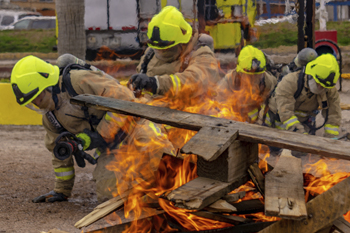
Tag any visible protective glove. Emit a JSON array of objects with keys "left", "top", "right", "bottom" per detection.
[
  {"left": 76, "top": 129, "right": 107, "bottom": 151},
  {"left": 288, "top": 125, "right": 306, "bottom": 134},
  {"left": 32, "top": 190, "right": 68, "bottom": 203},
  {"left": 129, "top": 73, "right": 158, "bottom": 94}
]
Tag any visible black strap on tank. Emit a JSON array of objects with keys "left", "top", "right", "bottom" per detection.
[
  {"left": 294, "top": 67, "right": 305, "bottom": 99},
  {"left": 140, "top": 49, "right": 155, "bottom": 74}
]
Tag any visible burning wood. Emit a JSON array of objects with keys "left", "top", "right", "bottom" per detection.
[
  {"left": 71, "top": 95, "right": 350, "bottom": 233},
  {"left": 264, "top": 150, "right": 307, "bottom": 220}
]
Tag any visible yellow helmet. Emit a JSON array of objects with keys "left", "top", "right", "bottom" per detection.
[
  {"left": 237, "top": 45, "right": 266, "bottom": 74},
  {"left": 11, "top": 55, "right": 59, "bottom": 106},
  {"left": 305, "top": 53, "right": 340, "bottom": 88},
  {"left": 147, "top": 6, "right": 192, "bottom": 49}
]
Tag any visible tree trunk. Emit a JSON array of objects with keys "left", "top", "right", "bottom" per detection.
[{"left": 56, "top": 0, "right": 86, "bottom": 60}]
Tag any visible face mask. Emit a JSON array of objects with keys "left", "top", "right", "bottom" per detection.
[
  {"left": 154, "top": 44, "right": 182, "bottom": 62},
  {"left": 308, "top": 76, "right": 326, "bottom": 95},
  {"left": 25, "top": 103, "right": 48, "bottom": 115}
]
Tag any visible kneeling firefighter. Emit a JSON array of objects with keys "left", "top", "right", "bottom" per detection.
[
  {"left": 11, "top": 55, "right": 137, "bottom": 202},
  {"left": 266, "top": 53, "right": 341, "bottom": 138}
]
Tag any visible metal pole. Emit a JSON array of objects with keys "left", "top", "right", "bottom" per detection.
[
  {"left": 305, "top": 0, "right": 315, "bottom": 49},
  {"left": 297, "top": 0, "right": 305, "bottom": 52}
]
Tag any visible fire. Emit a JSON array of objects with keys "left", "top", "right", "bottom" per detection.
[{"left": 97, "top": 57, "right": 350, "bottom": 231}]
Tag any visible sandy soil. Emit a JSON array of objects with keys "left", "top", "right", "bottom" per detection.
[{"left": 2, "top": 51, "right": 350, "bottom": 233}]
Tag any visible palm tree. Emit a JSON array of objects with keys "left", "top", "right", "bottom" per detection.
[{"left": 56, "top": 0, "right": 86, "bottom": 60}]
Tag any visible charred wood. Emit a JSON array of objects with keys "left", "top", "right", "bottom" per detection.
[{"left": 70, "top": 95, "right": 350, "bottom": 160}]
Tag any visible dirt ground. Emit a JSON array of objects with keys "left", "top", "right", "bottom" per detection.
[{"left": 2, "top": 49, "right": 350, "bottom": 233}]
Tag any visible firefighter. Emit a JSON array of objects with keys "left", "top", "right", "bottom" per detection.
[
  {"left": 215, "top": 45, "right": 277, "bottom": 124},
  {"left": 10, "top": 55, "right": 174, "bottom": 203},
  {"left": 266, "top": 53, "right": 341, "bottom": 139},
  {"left": 128, "top": 6, "right": 220, "bottom": 103}
]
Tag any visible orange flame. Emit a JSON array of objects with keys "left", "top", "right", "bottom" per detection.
[{"left": 97, "top": 55, "right": 350, "bottom": 231}]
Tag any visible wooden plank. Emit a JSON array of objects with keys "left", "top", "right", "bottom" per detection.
[
  {"left": 75, "top": 190, "right": 131, "bottom": 229},
  {"left": 230, "top": 199, "right": 265, "bottom": 215},
  {"left": 191, "top": 211, "right": 252, "bottom": 225},
  {"left": 222, "top": 191, "right": 246, "bottom": 203},
  {"left": 248, "top": 163, "right": 265, "bottom": 197},
  {"left": 259, "top": 176, "right": 350, "bottom": 233},
  {"left": 264, "top": 150, "right": 307, "bottom": 220},
  {"left": 82, "top": 207, "right": 164, "bottom": 233},
  {"left": 166, "top": 176, "right": 249, "bottom": 210},
  {"left": 70, "top": 95, "right": 350, "bottom": 160},
  {"left": 333, "top": 217, "right": 350, "bottom": 233},
  {"left": 196, "top": 141, "right": 258, "bottom": 183},
  {"left": 181, "top": 126, "right": 238, "bottom": 161},
  {"left": 206, "top": 199, "right": 237, "bottom": 213}
]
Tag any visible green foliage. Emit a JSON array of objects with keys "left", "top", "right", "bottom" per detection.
[
  {"left": 252, "top": 21, "right": 350, "bottom": 49},
  {"left": 0, "top": 29, "right": 56, "bottom": 53}
]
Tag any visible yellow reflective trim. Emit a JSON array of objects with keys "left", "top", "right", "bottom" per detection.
[
  {"left": 170, "top": 74, "right": 181, "bottom": 94},
  {"left": 93, "top": 148, "right": 101, "bottom": 159},
  {"left": 54, "top": 167, "right": 74, "bottom": 180},
  {"left": 248, "top": 108, "right": 259, "bottom": 121},
  {"left": 283, "top": 116, "right": 300, "bottom": 130},
  {"left": 295, "top": 111, "right": 308, "bottom": 118},
  {"left": 149, "top": 122, "right": 163, "bottom": 137},
  {"left": 324, "top": 124, "right": 339, "bottom": 136},
  {"left": 164, "top": 125, "right": 173, "bottom": 130},
  {"left": 141, "top": 90, "right": 154, "bottom": 96},
  {"left": 105, "top": 113, "right": 128, "bottom": 127}
]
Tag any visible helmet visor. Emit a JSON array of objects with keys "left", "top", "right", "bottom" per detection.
[{"left": 12, "top": 83, "right": 39, "bottom": 106}]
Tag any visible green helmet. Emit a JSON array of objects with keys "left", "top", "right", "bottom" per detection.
[
  {"left": 147, "top": 6, "right": 192, "bottom": 50},
  {"left": 11, "top": 55, "right": 59, "bottom": 106},
  {"left": 305, "top": 53, "right": 340, "bottom": 88},
  {"left": 237, "top": 45, "right": 266, "bottom": 74}
]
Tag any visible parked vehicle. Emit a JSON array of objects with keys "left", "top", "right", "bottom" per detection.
[
  {"left": 0, "top": 10, "right": 41, "bottom": 30},
  {"left": 5, "top": 16, "right": 56, "bottom": 30},
  {"left": 80, "top": 0, "right": 257, "bottom": 60}
]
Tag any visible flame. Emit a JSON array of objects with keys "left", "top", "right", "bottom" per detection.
[
  {"left": 95, "top": 45, "right": 144, "bottom": 61},
  {"left": 95, "top": 52, "right": 350, "bottom": 231}
]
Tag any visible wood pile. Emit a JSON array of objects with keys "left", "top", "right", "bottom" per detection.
[{"left": 71, "top": 95, "right": 350, "bottom": 233}]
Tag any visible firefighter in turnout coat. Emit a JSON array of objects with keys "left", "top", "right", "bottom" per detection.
[
  {"left": 10, "top": 55, "right": 174, "bottom": 202},
  {"left": 128, "top": 6, "right": 220, "bottom": 104},
  {"left": 216, "top": 45, "right": 277, "bottom": 123},
  {"left": 266, "top": 53, "right": 341, "bottom": 138}
]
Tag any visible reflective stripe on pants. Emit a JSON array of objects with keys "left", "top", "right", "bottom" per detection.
[
  {"left": 54, "top": 167, "right": 74, "bottom": 180},
  {"left": 283, "top": 116, "right": 300, "bottom": 130},
  {"left": 324, "top": 124, "right": 339, "bottom": 136}
]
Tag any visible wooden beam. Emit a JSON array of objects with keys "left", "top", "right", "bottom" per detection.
[
  {"left": 196, "top": 141, "right": 258, "bottom": 183},
  {"left": 206, "top": 199, "right": 237, "bottom": 213},
  {"left": 191, "top": 211, "right": 252, "bottom": 225},
  {"left": 166, "top": 176, "right": 249, "bottom": 210},
  {"left": 264, "top": 150, "right": 307, "bottom": 220},
  {"left": 230, "top": 199, "right": 265, "bottom": 215},
  {"left": 248, "top": 163, "right": 265, "bottom": 198},
  {"left": 333, "top": 217, "right": 350, "bottom": 233},
  {"left": 181, "top": 126, "right": 238, "bottom": 161},
  {"left": 222, "top": 191, "right": 246, "bottom": 203},
  {"left": 70, "top": 95, "right": 350, "bottom": 160},
  {"left": 259, "top": 176, "right": 350, "bottom": 233},
  {"left": 75, "top": 191, "right": 130, "bottom": 229}
]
